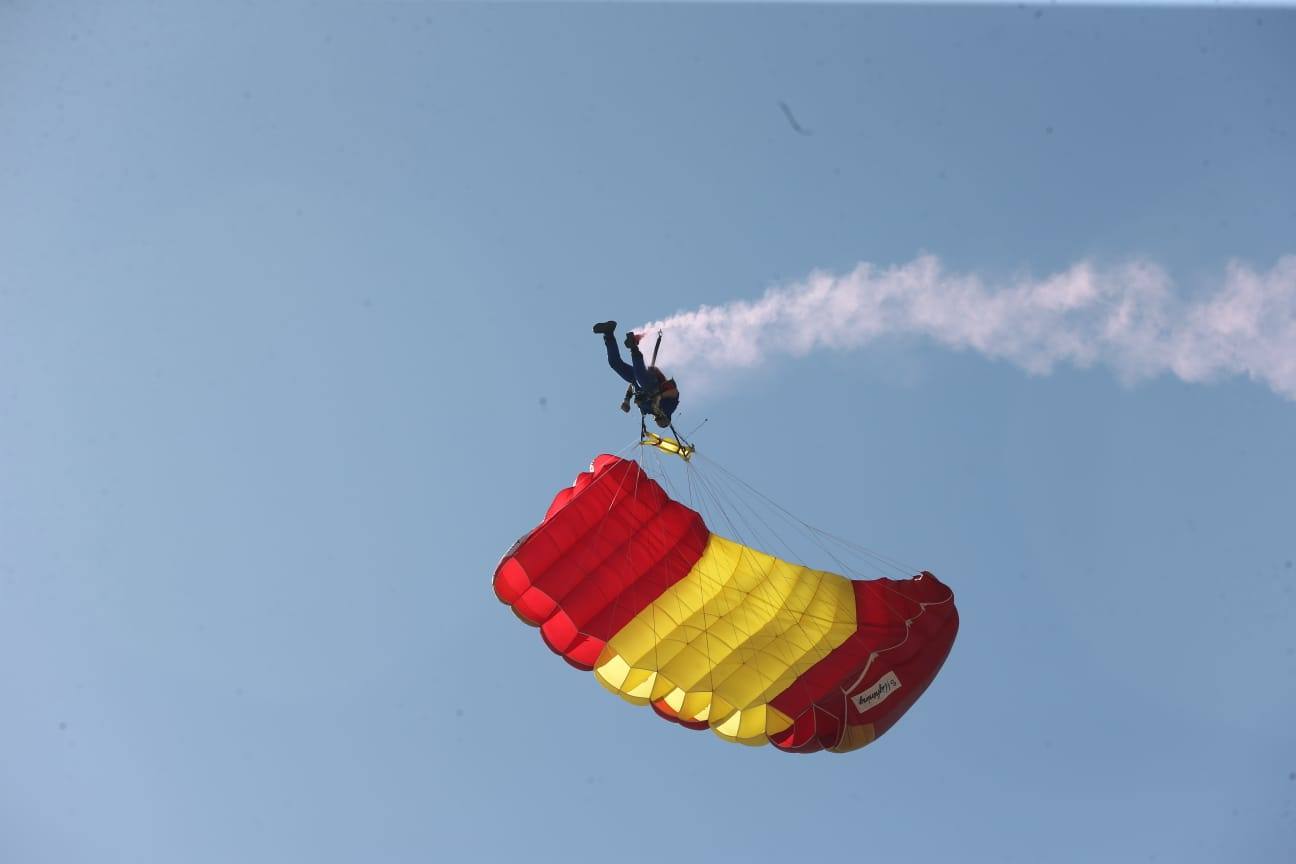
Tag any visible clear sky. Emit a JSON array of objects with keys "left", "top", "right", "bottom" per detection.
[{"left": 2, "top": 2, "right": 1294, "bottom": 863}]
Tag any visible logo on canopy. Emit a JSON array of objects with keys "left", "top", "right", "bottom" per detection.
[{"left": 851, "top": 671, "right": 902, "bottom": 714}]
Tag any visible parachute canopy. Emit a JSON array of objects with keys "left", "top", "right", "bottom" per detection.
[{"left": 493, "top": 455, "right": 957, "bottom": 753}]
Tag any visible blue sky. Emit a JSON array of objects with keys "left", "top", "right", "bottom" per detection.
[{"left": 2, "top": 2, "right": 1294, "bottom": 862}]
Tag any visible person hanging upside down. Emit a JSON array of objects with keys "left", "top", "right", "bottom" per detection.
[{"left": 593, "top": 321, "right": 680, "bottom": 428}]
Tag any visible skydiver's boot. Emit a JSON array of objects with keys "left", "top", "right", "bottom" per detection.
[
  {"left": 624, "top": 331, "right": 645, "bottom": 352},
  {"left": 592, "top": 321, "right": 616, "bottom": 335}
]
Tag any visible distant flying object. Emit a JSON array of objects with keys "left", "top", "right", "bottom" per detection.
[{"left": 778, "top": 100, "right": 813, "bottom": 136}]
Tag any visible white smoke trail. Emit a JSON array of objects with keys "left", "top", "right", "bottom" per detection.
[{"left": 641, "top": 255, "right": 1296, "bottom": 400}]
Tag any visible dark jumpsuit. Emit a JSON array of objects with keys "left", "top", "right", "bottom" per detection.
[{"left": 602, "top": 333, "right": 679, "bottom": 421}]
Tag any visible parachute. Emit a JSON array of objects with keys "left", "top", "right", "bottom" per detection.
[{"left": 493, "top": 454, "right": 958, "bottom": 753}]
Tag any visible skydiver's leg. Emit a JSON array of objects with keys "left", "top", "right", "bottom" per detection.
[
  {"left": 603, "top": 333, "right": 636, "bottom": 385},
  {"left": 629, "top": 343, "right": 657, "bottom": 393}
]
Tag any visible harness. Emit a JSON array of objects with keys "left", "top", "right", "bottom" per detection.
[{"left": 634, "top": 368, "right": 679, "bottom": 418}]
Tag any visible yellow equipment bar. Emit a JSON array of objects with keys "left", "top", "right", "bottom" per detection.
[{"left": 641, "top": 431, "right": 695, "bottom": 461}]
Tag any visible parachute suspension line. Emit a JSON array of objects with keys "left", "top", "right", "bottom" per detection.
[
  {"left": 682, "top": 460, "right": 837, "bottom": 699},
  {"left": 669, "top": 456, "right": 739, "bottom": 693},
  {"left": 677, "top": 460, "right": 776, "bottom": 692},
  {"left": 644, "top": 454, "right": 748, "bottom": 692},
  {"left": 679, "top": 449, "right": 726, "bottom": 699},
  {"left": 698, "top": 463, "right": 807, "bottom": 576},
  {"left": 646, "top": 453, "right": 856, "bottom": 633},
  {"left": 610, "top": 436, "right": 647, "bottom": 464},
  {"left": 684, "top": 455, "right": 724, "bottom": 696},
  {"left": 646, "top": 448, "right": 729, "bottom": 697},
  {"left": 684, "top": 463, "right": 834, "bottom": 619},
  {"left": 682, "top": 417, "right": 709, "bottom": 440},
  {"left": 697, "top": 453, "right": 919, "bottom": 578},
  {"left": 703, "top": 452, "right": 957, "bottom": 658},
  {"left": 699, "top": 457, "right": 938, "bottom": 689},
  {"left": 620, "top": 444, "right": 722, "bottom": 706},
  {"left": 624, "top": 443, "right": 678, "bottom": 701},
  {"left": 685, "top": 453, "right": 932, "bottom": 638},
  {"left": 690, "top": 454, "right": 868, "bottom": 580},
  {"left": 702, "top": 459, "right": 902, "bottom": 585},
  {"left": 748, "top": 464, "right": 913, "bottom": 576},
  {"left": 641, "top": 451, "right": 923, "bottom": 682},
  {"left": 684, "top": 459, "right": 845, "bottom": 698},
  {"left": 700, "top": 460, "right": 868, "bottom": 578},
  {"left": 695, "top": 456, "right": 936, "bottom": 625},
  {"left": 687, "top": 459, "right": 871, "bottom": 630},
  {"left": 641, "top": 446, "right": 669, "bottom": 692}
]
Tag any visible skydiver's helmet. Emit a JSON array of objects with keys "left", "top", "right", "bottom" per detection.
[{"left": 654, "top": 412, "right": 670, "bottom": 428}]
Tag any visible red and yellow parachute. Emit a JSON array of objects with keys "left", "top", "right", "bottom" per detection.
[{"left": 493, "top": 454, "right": 958, "bottom": 753}]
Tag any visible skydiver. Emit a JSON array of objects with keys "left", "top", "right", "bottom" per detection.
[{"left": 592, "top": 321, "right": 679, "bottom": 428}]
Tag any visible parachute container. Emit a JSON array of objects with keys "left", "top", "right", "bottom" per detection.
[{"left": 493, "top": 455, "right": 958, "bottom": 753}]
